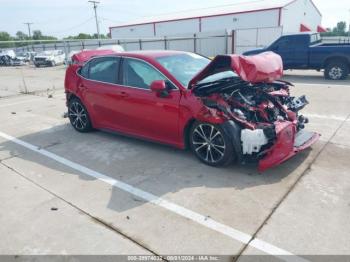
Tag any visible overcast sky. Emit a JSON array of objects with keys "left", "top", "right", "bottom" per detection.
[{"left": 0, "top": 0, "right": 348, "bottom": 38}]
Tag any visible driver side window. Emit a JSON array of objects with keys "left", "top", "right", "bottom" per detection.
[{"left": 122, "top": 58, "right": 174, "bottom": 89}]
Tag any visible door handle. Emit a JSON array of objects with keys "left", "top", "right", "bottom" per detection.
[
  {"left": 120, "top": 91, "right": 129, "bottom": 98},
  {"left": 79, "top": 84, "right": 87, "bottom": 90}
]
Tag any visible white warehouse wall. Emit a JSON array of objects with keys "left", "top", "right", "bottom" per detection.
[
  {"left": 201, "top": 9, "right": 280, "bottom": 32},
  {"left": 281, "top": 0, "right": 321, "bottom": 33},
  {"left": 111, "top": 23, "right": 154, "bottom": 39},
  {"left": 155, "top": 19, "right": 199, "bottom": 36}
]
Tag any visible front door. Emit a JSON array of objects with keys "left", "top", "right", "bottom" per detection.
[{"left": 115, "top": 57, "right": 182, "bottom": 145}]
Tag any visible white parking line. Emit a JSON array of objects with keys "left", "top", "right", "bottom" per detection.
[
  {"left": 0, "top": 94, "right": 65, "bottom": 108},
  {"left": 306, "top": 113, "right": 347, "bottom": 121},
  {"left": 294, "top": 82, "right": 349, "bottom": 88},
  {"left": 0, "top": 98, "right": 43, "bottom": 108},
  {"left": 0, "top": 130, "right": 308, "bottom": 262}
]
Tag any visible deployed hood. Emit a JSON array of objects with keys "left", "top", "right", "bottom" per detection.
[{"left": 189, "top": 51, "right": 283, "bottom": 88}]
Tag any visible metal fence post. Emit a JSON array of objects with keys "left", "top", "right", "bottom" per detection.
[
  {"left": 164, "top": 36, "right": 167, "bottom": 50},
  {"left": 63, "top": 40, "right": 68, "bottom": 64},
  {"left": 225, "top": 30, "right": 228, "bottom": 54},
  {"left": 194, "top": 34, "right": 197, "bottom": 53},
  {"left": 139, "top": 39, "right": 142, "bottom": 50},
  {"left": 231, "top": 30, "right": 236, "bottom": 54}
]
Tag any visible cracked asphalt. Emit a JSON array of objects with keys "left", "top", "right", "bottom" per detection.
[{"left": 0, "top": 65, "right": 350, "bottom": 261}]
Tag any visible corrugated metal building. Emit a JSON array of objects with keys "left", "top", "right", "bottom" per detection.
[{"left": 109, "top": 0, "right": 323, "bottom": 39}]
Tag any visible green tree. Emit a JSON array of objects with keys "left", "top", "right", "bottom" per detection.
[
  {"left": 32, "top": 30, "right": 43, "bottom": 40},
  {"left": 31, "top": 30, "right": 57, "bottom": 40},
  {"left": 321, "top": 21, "right": 349, "bottom": 37},
  {"left": 16, "top": 31, "right": 28, "bottom": 40},
  {"left": 333, "top": 21, "right": 346, "bottom": 34},
  {"left": 0, "top": 31, "right": 12, "bottom": 41}
]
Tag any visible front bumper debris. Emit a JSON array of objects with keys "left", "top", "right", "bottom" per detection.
[{"left": 258, "top": 121, "right": 320, "bottom": 172}]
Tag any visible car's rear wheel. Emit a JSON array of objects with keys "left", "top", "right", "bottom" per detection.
[
  {"left": 190, "top": 121, "right": 235, "bottom": 166},
  {"left": 324, "top": 61, "right": 349, "bottom": 80},
  {"left": 68, "top": 98, "right": 92, "bottom": 132}
]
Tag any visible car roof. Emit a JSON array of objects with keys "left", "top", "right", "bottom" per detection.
[
  {"left": 73, "top": 49, "right": 194, "bottom": 63},
  {"left": 117, "top": 50, "right": 193, "bottom": 59}
]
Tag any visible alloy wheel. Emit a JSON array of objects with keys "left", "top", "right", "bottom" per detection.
[
  {"left": 329, "top": 66, "right": 343, "bottom": 80},
  {"left": 192, "top": 124, "right": 226, "bottom": 164},
  {"left": 69, "top": 101, "right": 88, "bottom": 130}
]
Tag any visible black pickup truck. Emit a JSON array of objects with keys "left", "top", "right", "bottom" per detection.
[{"left": 243, "top": 33, "right": 350, "bottom": 80}]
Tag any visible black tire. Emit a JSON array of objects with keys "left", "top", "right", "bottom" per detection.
[
  {"left": 34, "top": 63, "right": 40, "bottom": 68},
  {"left": 324, "top": 61, "right": 349, "bottom": 80},
  {"left": 68, "top": 98, "right": 93, "bottom": 133},
  {"left": 189, "top": 121, "right": 235, "bottom": 167}
]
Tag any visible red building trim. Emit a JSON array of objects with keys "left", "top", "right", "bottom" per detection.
[
  {"left": 300, "top": 23, "right": 311, "bottom": 32},
  {"left": 109, "top": 7, "right": 282, "bottom": 30}
]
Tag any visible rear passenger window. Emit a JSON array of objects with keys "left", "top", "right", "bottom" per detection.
[
  {"left": 80, "top": 63, "right": 89, "bottom": 78},
  {"left": 88, "top": 57, "right": 120, "bottom": 84}
]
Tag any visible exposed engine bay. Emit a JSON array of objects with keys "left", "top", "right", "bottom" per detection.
[{"left": 193, "top": 75, "right": 311, "bottom": 165}]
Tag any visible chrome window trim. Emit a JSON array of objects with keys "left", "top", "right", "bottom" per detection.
[{"left": 76, "top": 55, "right": 180, "bottom": 92}]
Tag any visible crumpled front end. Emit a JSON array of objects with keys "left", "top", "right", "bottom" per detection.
[
  {"left": 257, "top": 121, "right": 320, "bottom": 172},
  {"left": 191, "top": 52, "right": 320, "bottom": 171}
]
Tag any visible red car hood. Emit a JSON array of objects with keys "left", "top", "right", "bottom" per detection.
[
  {"left": 189, "top": 51, "right": 283, "bottom": 88},
  {"left": 72, "top": 49, "right": 118, "bottom": 64}
]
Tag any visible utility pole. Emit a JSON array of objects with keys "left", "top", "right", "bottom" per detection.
[
  {"left": 88, "top": 1, "right": 100, "bottom": 39},
  {"left": 23, "top": 22, "right": 33, "bottom": 39},
  {"left": 348, "top": 9, "right": 350, "bottom": 38}
]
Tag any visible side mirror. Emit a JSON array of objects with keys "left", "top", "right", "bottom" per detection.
[
  {"left": 150, "top": 80, "right": 170, "bottom": 97},
  {"left": 150, "top": 80, "right": 166, "bottom": 92}
]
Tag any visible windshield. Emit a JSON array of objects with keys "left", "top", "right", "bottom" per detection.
[{"left": 156, "top": 53, "right": 210, "bottom": 87}]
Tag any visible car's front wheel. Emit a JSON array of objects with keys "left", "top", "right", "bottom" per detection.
[
  {"left": 68, "top": 98, "right": 92, "bottom": 132},
  {"left": 190, "top": 121, "right": 235, "bottom": 166}
]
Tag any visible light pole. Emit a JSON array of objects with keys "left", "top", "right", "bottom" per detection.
[
  {"left": 88, "top": 1, "right": 100, "bottom": 39},
  {"left": 23, "top": 22, "right": 33, "bottom": 39}
]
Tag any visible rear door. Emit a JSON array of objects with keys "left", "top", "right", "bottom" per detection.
[
  {"left": 115, "top": 57, "right": 182, "bottom": 145},
  {"left": 79, "top": 56, "right": 127, "bottom": 130}
]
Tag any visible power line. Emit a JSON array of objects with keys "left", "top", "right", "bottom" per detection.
[
  {"left": 88, "top": 1, "right": 100, "bottom": 39},
  {"left": 23, "top": 22, "right": 33, "bottom": 38},
  {"left": 49, "top": 17, "right": 95, "bottom": 34}
]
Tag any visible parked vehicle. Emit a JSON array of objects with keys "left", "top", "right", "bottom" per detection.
[
  {"left": 16, "top": 52, "right": 30, "bottom": 63},
  {"left": 243, "top": 33, "right": 350, "bottom": 80},
  {"left": 16, "top": 51, "right": 36, "bottom": 63},
  {"left": 34, "top": 50, "right": 65, "bottom": 67},
  {"left": 64, "top": 50, "right": 319, "bottom": 171},
  {"left": 0, "top": 54, "right": 25, "bottom": 66},
  {"left": 96, "top": 45, "right": 124, "bottom": 52}
]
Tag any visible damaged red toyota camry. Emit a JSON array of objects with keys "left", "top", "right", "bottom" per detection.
[{"left": 64, "top": 50, "right": 320, "bottom": 172}]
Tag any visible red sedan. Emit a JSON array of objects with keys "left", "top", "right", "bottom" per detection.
[{"left": 64, "top": 50, "right": 319, "bottom": 171}]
